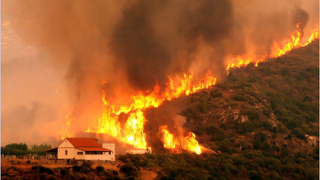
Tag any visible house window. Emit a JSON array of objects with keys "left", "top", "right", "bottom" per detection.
[
  {"left": 65, "top": 150, "right": 68, "bottom": 155},
  {"left": 77, "top": 152, "right": 83, "bottom": 155},
  {"left": 85, "top": 151, "right": 103, "bottom": 155}
]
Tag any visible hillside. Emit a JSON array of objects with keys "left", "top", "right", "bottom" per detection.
[
  {"left": 184, "top": 40, "right": 319, "bottom": 154},
  {"left": 1, "top": 41, "right": 318, "bottom": 180},
  {"left": 119, "top": 40, "right": 319, "bottom": 180}
]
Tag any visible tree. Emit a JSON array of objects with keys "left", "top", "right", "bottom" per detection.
[
  {"left": 1, "top": 143, "right": 28, "bottom": 156},
  {"left": 30, "top": 144, "right": 52, "bottom": 156}
]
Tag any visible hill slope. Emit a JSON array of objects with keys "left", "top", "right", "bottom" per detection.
[
  {"left": 183, "top": 40, "right": 319, "bottom": 154},
  {"left": 120, "top": 40, "right": 319, "bottom": 180}
]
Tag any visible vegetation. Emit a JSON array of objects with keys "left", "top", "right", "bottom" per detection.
[
  {"left": 182, "top": 40, "right": 319, "bottom": 155},
  {"left": 117, "top": 151, "right": 318, "bottom": 180},
  {"left": 1, "top": 41, "right": 318, "bottom": 179},
  {"left": 131, "top": 40, "right": 318, "bottom": 179},
  {"left": 1, "top": 161, "right": 121, "bottom": 180},
  {"left": 1, "top": 143, "right": 52, "bottom": 157}
]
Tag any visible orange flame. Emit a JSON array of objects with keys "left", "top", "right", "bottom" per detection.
[
  {"left": 270, "top": 22, "right": 303, "bottom": 58},
  {"left": 86, "top": 70, "right": 216, "bottom": 150},
  {"left": 159, "top": 125, "right": 179, "bottom": 150},
  {"left": 58, "top": 114, "right": 72, "bottom": 140},
  {"left": 63, "top": 23, "right": 318, "bottom": 154},
  {"left": 159, "top": 125, "right": 201, "bottom": 154},
  {"left": 226, "top": 24, "right": 319, "bottom": 71}
]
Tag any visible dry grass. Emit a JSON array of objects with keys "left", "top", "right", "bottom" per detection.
[
  {"left": 1, "top": 158, "right": 121, "bottom": 171},
  {"left": 2, "top": 158, "right": 72, "bottom": 171}
]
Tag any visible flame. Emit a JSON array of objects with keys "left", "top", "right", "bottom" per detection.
[
  {"left": 181, "top": 132, "right": 202, "bottom": 155},
  {"left": 303, "top": 28, "right": 319, "bottom": 46},
  {"left": 226, "top": 56, "right": 253, "bottom": 71},
  {"left": 123, "top": 109, "right": 147, "bottom": 149},
  {"left": 62, "top": 23, "right": 318, "bottom": 154},
  {"left": 58, "top": 114, "right": 72, "bottom": 140},
  {"left": 159, "top": 125, "right": 179, "bottom": 150},
  {"left": 86, "top": 70, "right": 216, "bottom": 150},
  {"left": 159, "top": 125, "right": 201, "bottom": 154},
  {"left": 270, "top": 24, "right": 318, "bottom": 58},
  {"left": 226, "top": 23, "right": 319, "bottom": 71},
  {"left": 270, "top": 22, "right": 303, "bottom": 57}
]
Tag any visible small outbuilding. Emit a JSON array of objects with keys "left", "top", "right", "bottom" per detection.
[
  {"left": 126, "top": 147, "right": 152, "bottom": 154},
  {"left": 46, "top": 138, "right": 115, "bottom": 161}
]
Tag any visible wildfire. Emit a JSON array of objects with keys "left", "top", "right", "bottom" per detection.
[
  {"left": 63, "top": 23, "right": 318, "bottom": 155},
  {"left": 86, "top": 70, "right": 216, "bottom": 150},
  {"left": 227, "top": 23, "right": 319, "bottom": 71},
  {"left": 159, "top": 125, "right": 201, "bottom": 154},
  {"left": 59, "top": 114, "right": 72, "bottom": 140}
]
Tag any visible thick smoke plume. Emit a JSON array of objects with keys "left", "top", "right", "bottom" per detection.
[{"left": 2, "top": 0, "right": 318, "bottom": 145}]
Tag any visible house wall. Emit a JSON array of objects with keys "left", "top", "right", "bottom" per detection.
[
  {"left": 57, "top": 139, "right": 116, "bottom": 161},
  {"left": 83, "top": 152, "right": 110, "bottom": 160},
  {"left": 74, "top": 149, "right": 85, "bottom": 160},
  {"left": 57, "top": 139, "right": 76, "bottom": 159},
  {"left": 102, "top": 143, "right": 115, "bottom": 161},
  {"left": 58, "top": 147, "right": 76, "bottom": 159}
]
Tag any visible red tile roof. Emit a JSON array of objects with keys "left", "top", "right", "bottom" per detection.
[
  {"left": 76, "top": 147, "right": 111, "bottom": 152},
  {"left": 66, "top": 138, "right": 101, "bottom": 147}
]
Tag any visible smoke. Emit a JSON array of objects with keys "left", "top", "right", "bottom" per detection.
[
  {"left": 293, "top": 7, "right": 310, "bottom": 37},
  {"left": 144, "top": 97, "right": 188, "bottom": 150},
  {"left": 2, "top": 0, "right": 318, "bottom": 145},
  {"left": 1, "top": 102, "right": 58, "bottom": 145},
  {"left": 111, "top": 1, "right": 171, "bottom": 90}
]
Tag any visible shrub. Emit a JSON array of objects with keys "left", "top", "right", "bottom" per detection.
[
  {"left": 242, "top": 109, "right": 261, "bottom": 121},
  {"left": 120, "top": 163, "right": 139, "bottom": 177},
  {"left": 80, "top": 161, "right": 92, "bottom": 173},
  {"left": 72, "top": 165, "right": 81, "bottom": 172},
  {"left": 210, "top": 89, "right": 223, "bottom": 98},
  {"left": 31, "top": 166, "right": 53, "bottom": 174},
  {"left": 292, "top": 128, "right": 305, "bottom": 139},
  {"left": 249, "top": 170, "right": 262, "bottom": 180},
  {"left": 96, "top": 165, "right": 105, "bottom": 172},
  {"left": 60, "top": 168, "right": 69, "bottom": 176},
  {"left": 232, "top": 94, "right": 246, "bottom": 101}
]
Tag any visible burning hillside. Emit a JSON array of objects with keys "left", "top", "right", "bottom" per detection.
[
  {"left": 81, "top": 24, "right": 317, "bottom": 154},
  {"left": 3, "top": 0, "right": 319, "bottom": 152}
]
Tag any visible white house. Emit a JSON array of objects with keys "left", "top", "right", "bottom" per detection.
[{"left": 46, "top": 138, "right": 115, "bottom": 161}]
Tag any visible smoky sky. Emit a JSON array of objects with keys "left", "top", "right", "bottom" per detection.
[
  {"left": 293, "top": 7, "right": 310, "bottom": 35},
  {"left": 111, "top": 1, "right": 171, "bottom": 90},
  {"left": 4, "top": 0, "right": 317, "bottom": 97},
  {"left": 2, "top": 0, "right": 319, "bottom": 145}
]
